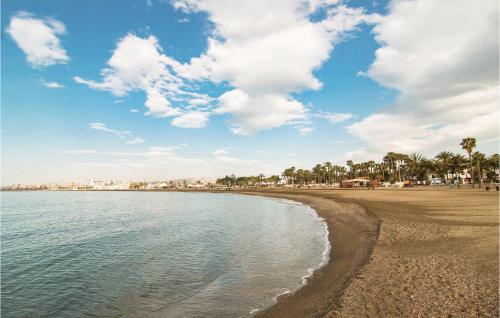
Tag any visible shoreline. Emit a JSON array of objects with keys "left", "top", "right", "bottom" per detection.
[
  {"left": 238, "top": 190, "right": 380, "bottom": 317},
  {"left": 242, "top": 189, "right": 499, "bottom": 317}
]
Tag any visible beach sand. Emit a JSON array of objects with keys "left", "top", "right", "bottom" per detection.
[{"left": 240, "top": 189, "right": 499, "bottom": 318}]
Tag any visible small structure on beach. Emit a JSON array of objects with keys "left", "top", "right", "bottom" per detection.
[{"left": 340, "top": 178, "right": 371, "bottom": 188}]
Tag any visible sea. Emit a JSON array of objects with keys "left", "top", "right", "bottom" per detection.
[{"left": 1, "top": 191, "right": 330, "bottom": 317}]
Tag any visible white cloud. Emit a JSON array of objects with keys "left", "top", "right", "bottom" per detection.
[
  {"left": 129, "top": 108, "right": 139, "bottom": 113},
  {"left": 75, "top": 1, "right": 377, "bottom": 134},
  {"left": 347, "top": 0, "right": 499, "bottom": 157},
  {"left": 6, "top": 12, "right": 69, "bottom": 68},
  {"left": 89, "top": 122, "right": 132, "bottom": 138},
  {"left": 126, "top": 137, "right": 146, "bottom": 144},
  {"left": 316, "top": 111, "right": 353, "bottom": 124},
  {"left": 216, "top": 89, "right": 307, "bottom": 134},
  {"left": 171, "top": 111, "right": 210, "bottom": 128},
  {"left": 41, "top": 80, "right": 64, "bottom": 89},
  {"left": 74, "top": 34, "right": 204, "bottom": 119},
  {"left": 172, "top": 0, "right": 377, "bottom": 134},
  {"left": 298, "top": 127, "right": 314, "bottom": 135}
]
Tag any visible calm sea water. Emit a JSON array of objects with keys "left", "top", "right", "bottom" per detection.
[{"left": 1, "top": 191, "right": 329, "bottom": 317}]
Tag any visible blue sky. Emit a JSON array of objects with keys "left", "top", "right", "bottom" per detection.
[{"left": 2, "top": 0, "right": 498, "bottom": 184}]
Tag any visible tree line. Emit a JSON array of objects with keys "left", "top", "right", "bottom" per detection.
[{"left": 216, "top": 137, "right": 499, "bottom": 189}]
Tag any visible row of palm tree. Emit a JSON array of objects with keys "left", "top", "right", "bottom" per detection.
[
  {"left": 217, "top": 137, "right": 499, "bottom": 188},
  {"left": 216, "top": 174, "right": 281, "bottom": 188}
]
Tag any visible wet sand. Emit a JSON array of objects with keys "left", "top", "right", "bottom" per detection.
[{"left": 240, "top": 189, "right": 499, "bottom": 318}]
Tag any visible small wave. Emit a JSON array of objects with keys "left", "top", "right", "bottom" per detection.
[
  {"left": 266, "top": 202, "right": 332, "bottom": 311},
  {"left": 300, "top": 215, "right": 331, "bottom": 286},
  {"left": 273, "top": 289, "right": 292, "bottom": 302}
]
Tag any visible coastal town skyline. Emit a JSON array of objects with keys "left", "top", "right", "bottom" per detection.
[
  {"left": 3, "top": 137, "right": 498, "bottom": 190},
  {"left": 2, "top": 0, "right": 498, "bottom": 184}
]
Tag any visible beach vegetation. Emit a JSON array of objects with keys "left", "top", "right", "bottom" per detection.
[{"left": 216, "top": 138, "right": 499, "bottom": 188}]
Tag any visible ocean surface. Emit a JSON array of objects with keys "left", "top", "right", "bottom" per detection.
[{"left": 1, "top": 191, "right": 330, "bottom": 317}]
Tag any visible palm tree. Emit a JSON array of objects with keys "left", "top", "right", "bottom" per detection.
[
  {"left": 435, "top": 151, "right": 454, "bottom": 182},
  {"left": 346, "top": 160, "right": 353, "bottom": 179},
  {"left": 324, "top": 162, "right": 332, "bottom": 185},
  {"left": 450, "top": 154, "right": 467, "bottom": 188},
  {"left": 282, "top": 167, "right": 296, "bottom": 185},
  {"left": 296, "top": 169, "right": 305, "bottom": 186},
  {"left": 472, "top": 152, "right": 486, "bottom": 188},
  {"left": 312, "top": 164, "right": 323, "bottom": 184},
  {"left": 367, "top": 160, "right": 375, "bottom": 179},
  {"left": 484, "top": 154, "right": 499, "bottom": 185},
  {"left": 383, "top": 152, "right": 398, "bottom": 182},
  {"left": 378, "top": 162, "right": 387, "bottom": 182},
  {"left": 421, "top": 159, "right": 436, "bottom": 184},
  {"left": 460, "top": 137, "right": 476, "bottom": 188},
  {"left": 407, "top": 153, "right": 423, "bottom": 181}
]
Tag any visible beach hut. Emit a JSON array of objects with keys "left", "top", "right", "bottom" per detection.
[{"left": 340, "top": 178, "right": 371, "bottom": 188}]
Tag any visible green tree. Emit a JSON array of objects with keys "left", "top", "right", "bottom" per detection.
[
  {"left": 483, "top": 154, "right": 499, "bottom": 184},
  {"left": 460, "top": 137, "right": 476, "bottom": 188},
  {"left": 346, "top": 160, "right": 353, "bottom": 179},
  {"left": 407, "top": 153, "right": 423, "bottom": 181},
  {"left": 435, "top": 151, "right": 454, "bottom": 182},
  {"left": 282, "top": 167, "right": 296, "bottom": 185},
  {"left": 450, "top": 154, "right": 467, "bottom": 187},
  {"left": 472, "top": 152, "right": 486, "bottom": 188},
  {"left": 324, "top": 162, "right": 332, "bottom": 185}
]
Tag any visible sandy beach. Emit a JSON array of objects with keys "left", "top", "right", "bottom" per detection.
[{"left": 240, "top": 188, "right": 499, "bottom": 318}]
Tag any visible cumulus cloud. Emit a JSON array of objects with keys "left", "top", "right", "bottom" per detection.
[
  {"left": 172, "top": 0, "right": 377, "bottom": 134},
  {"left": 74, "top": 34, "right": 210, "bottom": 119},
  {"left": 216, "top": 89, "right": 307, "bottom": 134},
  {"left": 6, "top": 12, "right": 69, "bottom": 68},
  {"left": 347, "top": 0, "right": 499, "bottom": 156},
  {"left": 129, "top": 108, "right": 139, "bottom": 113},
  {"left": 171, "top": 111, "right": 210, "bottom": 128},
  {"left": 76, "top": 1, "right": 377, "bottom": 134}
]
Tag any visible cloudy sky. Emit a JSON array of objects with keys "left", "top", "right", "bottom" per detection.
[{"left": 2, "top": 0, "right": 498, "bottom": 184}]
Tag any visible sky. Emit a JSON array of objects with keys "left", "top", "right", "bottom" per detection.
[{"left": 1, "top": 0, "right": 498, "bottom": 184}]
